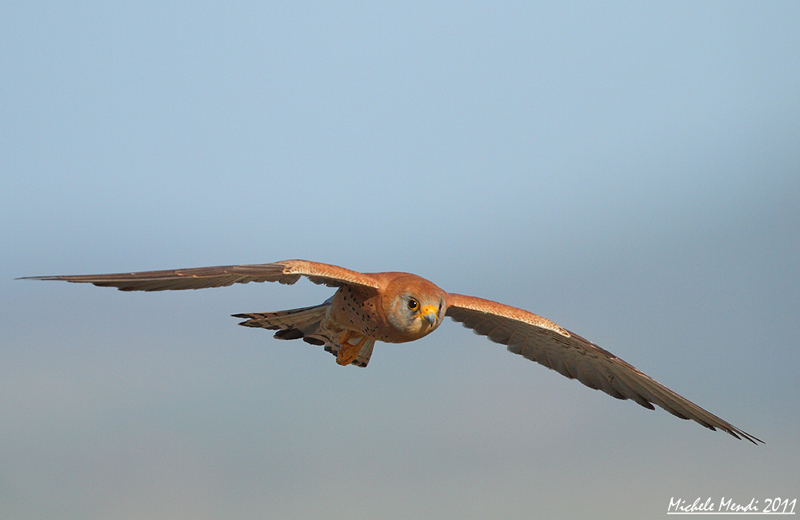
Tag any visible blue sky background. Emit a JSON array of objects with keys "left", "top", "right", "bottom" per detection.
[{"left": 2, "top": 2, "right": 799, "bottom": 519}]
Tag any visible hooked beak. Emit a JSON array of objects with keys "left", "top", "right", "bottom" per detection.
[{"left": 420, "top": 304, "right": 438, "bottom": 326}]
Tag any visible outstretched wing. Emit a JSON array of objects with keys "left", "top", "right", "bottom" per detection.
[
  {"left": 19, "top": 259, "right": 381, "bottom": 292},
  {"left": 445, "top": 293, "right": 762, "bottom": 444}
]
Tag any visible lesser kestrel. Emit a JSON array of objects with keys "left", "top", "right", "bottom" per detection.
[{"left": 21, "top": 259, "right": 762, "bottom": 444}]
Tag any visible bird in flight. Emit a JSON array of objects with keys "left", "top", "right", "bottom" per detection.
[{"left": 21, "top": 259, "right": 762, "bottom": 444}]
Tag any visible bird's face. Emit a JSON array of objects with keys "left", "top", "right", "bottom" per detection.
[{"left": 382, "top": 275, "right": 446, "bottom": 341}]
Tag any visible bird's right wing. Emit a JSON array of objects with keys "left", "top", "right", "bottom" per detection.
[{"left": 19, "top": 259, "right": 381, "bottom": 292}]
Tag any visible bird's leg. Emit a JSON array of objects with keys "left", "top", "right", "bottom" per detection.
[{"left": 336, "top": 331, "right": 368, "bottom": 366}]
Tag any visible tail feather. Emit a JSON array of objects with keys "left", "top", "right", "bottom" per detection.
[
  {"left": 233, "top": 302, "right": 329, "bottom": 331},
  {"left": 233, "top": 301, "right": 375, "bottom": 367}
]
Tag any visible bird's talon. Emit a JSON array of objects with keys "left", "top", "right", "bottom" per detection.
[{"left": 336, "top": 332, "right": 367, "bottom": 365}]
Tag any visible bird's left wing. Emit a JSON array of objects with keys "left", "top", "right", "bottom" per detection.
[
  {"left": 19, "top": 259, "right": 381, "bottom": 292},
  {"left": 445, "top": 293, "right": 762, "bottom": 444}
]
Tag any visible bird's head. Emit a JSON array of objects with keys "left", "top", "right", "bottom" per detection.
[{"left": 382, "top": 273, "right": 446, "bottom": 341}]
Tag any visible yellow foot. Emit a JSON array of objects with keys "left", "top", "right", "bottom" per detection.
[{"left": 336, "top": 331, "right": 368, "bottom": 366}]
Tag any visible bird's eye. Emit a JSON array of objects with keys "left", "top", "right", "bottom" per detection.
[{"left": 407, "top": 298, "right": 419, "bottom": 311}]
